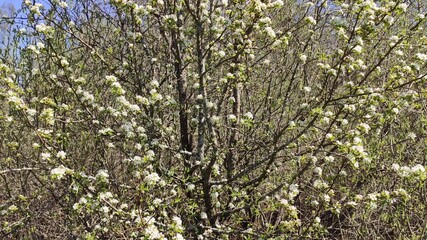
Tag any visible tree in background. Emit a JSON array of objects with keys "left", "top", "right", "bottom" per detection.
[{"left": 1, "top": 0, "right": 427, "bottom": 239}]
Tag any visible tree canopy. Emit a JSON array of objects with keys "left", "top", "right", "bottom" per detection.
[{"left": 1, "top": 0, "right": 427, "bottom": 239}]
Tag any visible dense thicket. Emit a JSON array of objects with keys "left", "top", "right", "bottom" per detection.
[{"left": 1, "top": 0, "right": 427, "bottom": 239}]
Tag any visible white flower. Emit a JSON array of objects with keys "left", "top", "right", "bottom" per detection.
[
  {"left": 304, "top": 16, "right": 317, "bottom": 25},
  {"left": 350, "top": 145, "right": 366, "bottom": 156},
  {"left": 367, "top": 193, "right": 377, "bottom": 201},
  {"left": 7, "top": 94, "right": 25, "bottom": 109},
  {"left": 324, "top": 111, "right": 333, "bottom": 117},
  {"left": 272, "top": 39, "right": 282, "bottom": 47},
  {"left": 133, "top": 156, "right": 142, "bottom": 164},
  {"left": 417, "top": 13, "right": 426, "bottom": 19},
  {"left": 384, "top": 15, "right": 394, "bottom": 25},
  {"left": 81, "top": 91, "right": 95, "bottom": 103},
  {"left": 135, "top": 143, "right": 142, "bottom": 150},
  {"left": 105, "top": 75, "right": 118, "bottom": 83},
  {"left": 397, "top": 3, "right": 407, "bottom": 12},
  {"left": 57, "top": 151, "right": 67, "bottom": 159},
  {"left": 325, "top": 155, "right": 334, "bottom": 163},
  {"left": 398, "top": 166, "right": 411, "bottom": 177},
  {"left": 96, "top": 169, "right": 109, "bottom": 182},
  {"left": 41, "top": 152, "right": 51, "bottom": 160},
  {"left": 289, "top": 184, "right": 299, "bottom": 198},
  {"left": 353, "top": 45, "right": 363, "bottom": 54},
  {"left": 327, "top": 68, "right": 337, "bottom": 76},
  {"left": 99, "top": 192, "right": 113, "bottom": 200},
  {"left": 193, "top": 83, "right": 200, "bottom": 89},
  {"left": 321, "top": 117, "right": 330, "bottom": 124},
  {"left": 200, "top": 212, "right": 208, "bottom": 219},
  {"left": 187, "top": 183, "right": 195, "bottom": 191},
  {"left": 144, "top": 172, "right": 160, "bottom": 185},
  {"left": 392, "top": 108, "right": 399, "bottom": 114},
  {"left": 211, "top": 115, "right": 220, "bottom": 124},
  {"left": 389, "top": 36, "right": 399, "bottom": 45},
  {"left": 358, "top": 123, "right": 371, "bottom": 133},
  {"left": 407, "top": 132, "right": 416, "bottom": 140},
  {"left": 211, "top": 192, "right": 219, "bottom": 199},
  {"left": 244, "top": 112, "right": 253, "bottom": 119},
  {"left": 206, "top": 101, "right": 215, "bottom": 108},
  {"left": 60, "top": 59, "right": 69, "bottom": 67},
  {"left": 313, "top": 179, "right": 328, "bottom": 189},
  {"left": 174, "top": 234, "right": 185, "bottom": 240},
  {"left": 27, "top": 45, "right": 40, "bottom": 54},
  {"left": 99, "top": 127, "right": 113, "bottom": 135},
  {"left": 259, "top": 17, "right": 272, "bottom": 24},
  {"left": 36, "top": 24, "right": 53, "bottom": 34},
  {"left": 26, "top": 108, "right": 37, "bottom": 117},
  {"left": 395, "top": 50, "right": 404, "bottom": 56},
  {"left": 280, "top": 199, "right": 289, "bottom": 205},
  {"left": 101, "top": 206, "right": 109, "bottom": 214},
  {"left": 416, "top": 53, "right": 427, "bottom": 61},
  {"left": 270, "top": 0, "right": 283, "bottom": 7},
  {"left": 265, "top": 27, "right": 276, "bottom": 38},
  {"left": 30, "top": 3, "right": 43, "bottom": 15},
  {"left": 58, "top": 1, "right": 68, "bottom": 8},
  {"left": 153, "top": 198, "right": 162, "bottom": 205},
  {"left": 411, "top": 164, "right": 425, "bottom": 173},
  {"left": 392, "top": 163, "right": 400, "bottom": 171},
  {"left": 143, "top": 217, "right": 164, "bottom": 239},
  {"left": 353, "top": 137, "right": 362, "bottom": 144},
  {"left": 313, "top": 167, "right": 322, "bottom": 176},
  {"left": 299, "top": 54, "right": 307, "bottom": 63},
  {"left": 227, "top": 114, "right": 237, "bottom": 122},
  {"left": 51, "top": 165, "right": 72, "bottom": 179},
  {"left": 150, "top": 80, "right": 159, "bottom": 88}
]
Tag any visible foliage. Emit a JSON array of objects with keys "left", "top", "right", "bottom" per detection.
[{"left": 1, "top": 0, "right": 427, "bottom": 239}]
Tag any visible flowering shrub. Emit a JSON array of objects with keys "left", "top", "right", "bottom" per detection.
[{"left": 1, "top": 0, "right": 427, "bottom": 239}]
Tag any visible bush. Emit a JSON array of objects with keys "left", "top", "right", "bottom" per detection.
[{"left": 1, "top": 0, "right": 427, "bottom": 239}]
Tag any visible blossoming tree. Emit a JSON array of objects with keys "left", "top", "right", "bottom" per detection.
[{"left": 1, "top": 0, "right": 427, "bottom": 239}]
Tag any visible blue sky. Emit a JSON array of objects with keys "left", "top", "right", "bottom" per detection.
[{"left": 0, "top": 0, "right": 21, "bottom": 10}]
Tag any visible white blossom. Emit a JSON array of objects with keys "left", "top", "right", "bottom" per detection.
[
  {"left": 227, "top": 114, "right": 237, "bottom": 122},
  {"left": 57, "top": 151, "right": 67, "bottom": 159},
  {"left": 353, "top": 45, "right": 363, "bottom": 54},
  {"left": 299, "top": 54, "right": 307, "bottom": 63},
  {"left": 41, "top": 152, "right": 51, "bottom": 160},
  {"left": 96, "top": 169, "right": 109, "bottom": 182},
  {"left": 304, "top": 16, "right": 317, "bottom": 25},
  {"left": 187, "top": 183, "right": 195, "bottom": 191},
  {"left": 358, "top": 123, "right": 371, "bottom": 133},
  {"left": 313, "top": 167, "right": 322, "bottom": 176},
  {"left": 244, "top": 112, "right": 253, "bottom": 119},
  {"left": 416, "top": 53, "right": 427, "bottom": 61},
  {"left": 144, "top": 172, "right": 161, "bottom": 185},
  {"left": 265, "top": 27, "right": 276, "bottom": 38},
  {"left": 397, "top": 3, "right": 408, "bottom": 12},
  {"left": 51, "top": 165, "right": 72, "bottom": 180}
]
